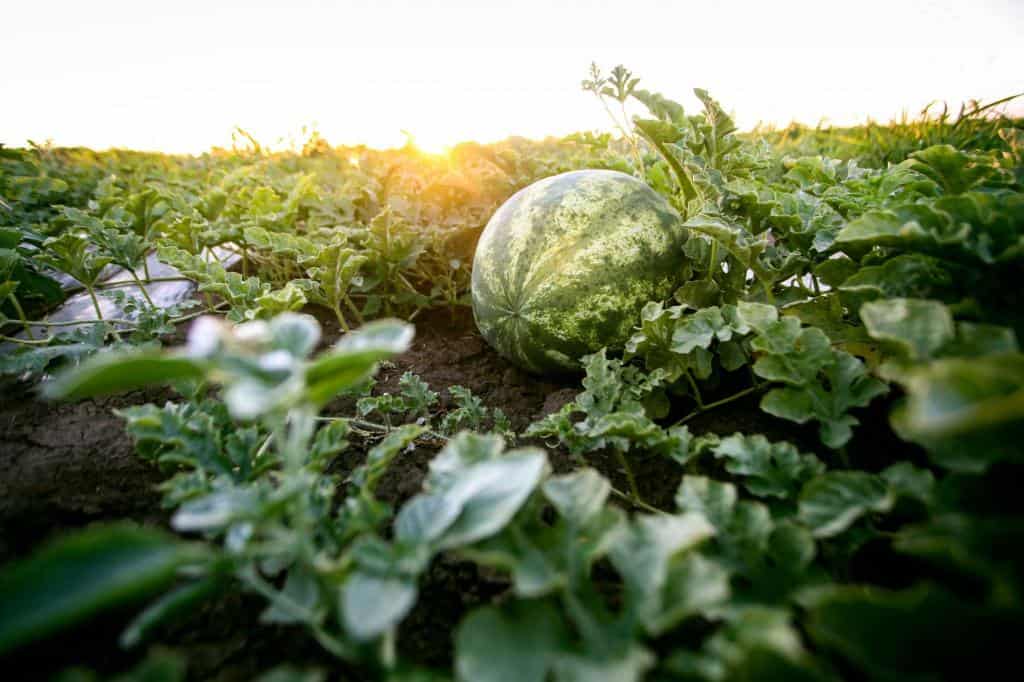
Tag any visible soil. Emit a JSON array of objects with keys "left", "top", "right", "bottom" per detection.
[{"left": 0, "top": 304, "right": 870, "bottom": 680}]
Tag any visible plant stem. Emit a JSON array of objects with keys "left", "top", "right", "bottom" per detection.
[
  {"left": 612, "top": 447, "right": 643, "bottom": 504},
  {"left": 8, "top": 293, "right": 35, "bottom": 340},
  {"left": 129, "top": 269, "right": 156, "bottom": 306},
  {"left": 32, "top": 317, "right": 137, "bottom": 328},
  {"left": 609, "top": 485, "right": 663, "bottom": 515},
  {"left": 0, "top": 334, "right": 54, "bottom": 345},
  {"left": 342, "top": 294, "right": 364, "bottom": 324},
  {"left": 684, "top": 371, "right": 704, "bottom": 408},
  {"left": 333, "top": 305, "right": 350, "bottom": 332},
  {"left": 170, "top": 301, "right": 229, "bottom": 324},
  {"left": 94, "top": 276, "right": 191, "bottom": 290},
  {"left": 85, "top": 285, "right": 105, "bottom": 321},
  {"left": 673, "top": 383, "right": 766, "bottom": 427},
  {"left": 595, "top": 93, "right": 643, "bottom": 174}
]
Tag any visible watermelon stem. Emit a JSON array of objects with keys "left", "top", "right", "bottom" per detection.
[
  {"left": 684, "top": 371, "right": 705, "bottom": 409},
  {"left": 609, "top": 486, "right": 663, "bottom": 515},
  {"left": 707, "top": 241, "right": 718, "bottom": 281},
  {"left": 671, "top": 383, "right": 767, "bottom": 428},
  {"left": 613, "top": 448, "right": 644, "bottom": 504},
  {"left": 333, "top": 306, "right": 351, "bottom": 332}
]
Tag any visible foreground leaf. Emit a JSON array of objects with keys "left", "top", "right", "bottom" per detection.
[
  {"left": 45, "top": 352, "right": 206, "bottom": 400},
  {"left": 0, "top": 524, "right": 202, "bottom": 654},
  {"left": 455, "top": 601, "right": 569, "bottom": 682}
]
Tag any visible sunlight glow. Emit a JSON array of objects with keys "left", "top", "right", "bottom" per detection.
[{"left": 2, "top": 1, "right": 1022, "bottom": 154}]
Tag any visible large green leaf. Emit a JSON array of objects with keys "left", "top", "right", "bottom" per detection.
[
  {"left": 860, "top": 298, "right": 954, "bottom": 362},
  {"left": 804, "top": 583, "right": 1023, "bottom": 680},
  {"left": 455, "top": 601, "right": 569, "bottom": 682},
  {"left": 712, "top": 433, "right": 825, "bottom": 500},
  {"left": 610, "top": 513, "right": 716, "bottom": 633},
  {"left": 44, "top": 351, "right": 206, "bottom": 400},
  {"left": 798, "top": 472, "right": 894, "bottom": 538},
  {"left": 0, "top": 524, "right": 201, "bottom": 654},
  {"left": 889, "top": 354, "right": 1024, "bottom": 471}
]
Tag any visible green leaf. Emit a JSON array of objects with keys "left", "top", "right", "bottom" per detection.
[
  {"left": 668, "top": 606, "right": 826, "bottom": 682},
  {"left": 879, "top": 461, "right": 935, "bottom": 505},
  {"left": 341, "top": 571, "right": 417, "bottom": 641},
  {"left": 44, "top": 351, "right": 206, "bottom": 401},
  {"left": 712, "top": 434, "right": 825, "bottom": 500},
  {"left": 355, "top": 423, "right": 425, "bottom": 492},
  {"left": 310, "top": 419, "right": 350, "bottom": 463},
  {"left": 261, "top": 566, "right": 323, "bottom": 625},
  {"left": 38, "top": 232, "right": 112, "bottom": 287},
  {"left": 434, "top": 450, "right": 549, "bottom": 550},
  {"left": 798, "top": 472, "right": 894, "bottom": 538},
  {"left": 906, "top": 144, "right": 997, "bottom": 194},
  {"left": 889, "top": 354, "right": 1024, "bottom": 471},
  {"left": 120, "top": 575, "right": 225, "bottom": 648},
  {"left": 675, "top": 476, "right": 777, "bottom": 576},
  {"left": 838, "top": 253, "right": 954, "bottom": 305},
  {"left": 860, "top": 298, "right": 954, "bottom": 362},
  {"left": 305, "top": 319, "right": 414, "bottom": 405},
  {"left": 0, "top": 524, "right": 200, "bottom": 655},
  {"left": 455, "top": 601, "right": 569, "bottom": 682},
  {"left": 751, "top": 318, "right": 832, "bottom": 386},
  {"left": 813, "top": 256, "right": 859, "bottom": 288},
  {"left": 255, "top": 283, "right": 308, "bottom": 317},
  {"left": 683, "top": 214, "right": 767, "bottom": 275},
  {"left": 541, "top": 468, "right": 611, "bottom": 526},
  {"left": 400, "top": 434, "right": 549, "bottom": 550},
  {"left": 552, "top": 646, "right": 656, "bottom": 682},
  {"left": 172, "top": 487, "right": 260, "bottom": 532},
  {"left": 610, "top": 513, "right": 716, "bottom": 634},
  {"left": 803, "top": 583, "right": 1023, "bottom": 680},
  {"left": 760, "top": 351, "right": 887, "bottom": 448}
]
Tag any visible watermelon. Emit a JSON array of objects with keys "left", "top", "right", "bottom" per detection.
[{"left": 471, "top": 169, "right": 687, "bottom": 375}]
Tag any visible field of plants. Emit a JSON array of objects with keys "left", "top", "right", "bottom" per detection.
[{"left": 1, "top": 65, "right": 1023, "bottom": 681}]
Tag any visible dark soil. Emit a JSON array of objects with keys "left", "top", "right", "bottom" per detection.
[{"left": 0, "top": 304, "right": 826, "bottom": 680}]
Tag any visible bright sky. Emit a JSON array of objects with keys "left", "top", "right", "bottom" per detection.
[{"left": 3, "top": 1, "right": 1022, "bottom": 154}]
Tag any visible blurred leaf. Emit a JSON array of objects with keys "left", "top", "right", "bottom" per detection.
[
  {"left": 455, "top": 601, "right": 569, "bottom": 682},
  {"left": 0, "top": 524, "right": 201, "bottom": 655},
  {"left": 798, "top": 472, "right": 894, "bottom": 538},
  {"left": 45, "top": 351, "right": 205, "bottom": 400},
  {"left": 860, "top": 298, "right": 954, "bottom": 362}
]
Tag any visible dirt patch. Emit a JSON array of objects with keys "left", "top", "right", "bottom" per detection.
[{"left": 0, "top": 389, "right": 174, "bottom": 563}]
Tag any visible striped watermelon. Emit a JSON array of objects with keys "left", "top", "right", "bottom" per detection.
[{"left": 472, "top": 169, "right": 687, "bottom": 375}]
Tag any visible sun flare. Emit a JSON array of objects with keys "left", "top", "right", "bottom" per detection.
[{"left": 407, "top": 131, "right": 454, "bottom": 156}]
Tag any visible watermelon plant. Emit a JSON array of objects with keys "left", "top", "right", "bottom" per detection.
[{"left": 0, "top": 66, "right": 1022, "bottom": 682}]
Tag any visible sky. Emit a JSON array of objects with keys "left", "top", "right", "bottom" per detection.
[{"left": 3, "top": 0, "right": 1022, "bottom": 154}]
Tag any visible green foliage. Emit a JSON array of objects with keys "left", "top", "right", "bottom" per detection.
[
  {"left": 4, "top": 67, "right": 1024, "bottom": 682},
  {"left": 0, "top": 525, "right": 204, "bottom": 655}
]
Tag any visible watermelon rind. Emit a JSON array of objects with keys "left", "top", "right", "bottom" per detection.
[{"left": 472, "top": 169, "right": 687, "bottom": 374}]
